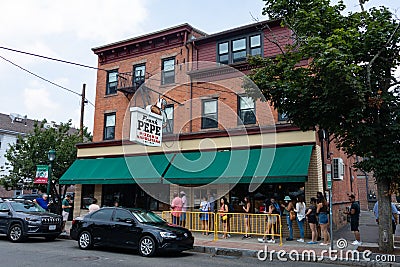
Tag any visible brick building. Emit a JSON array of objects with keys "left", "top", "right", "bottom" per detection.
[{"left": 60, "top": 20, "right": 360, "bottom": 232}]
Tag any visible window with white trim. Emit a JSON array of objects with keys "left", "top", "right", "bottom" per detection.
[
  {"left": 161, "top": 57, "right": 175, "bottom": 84},
  {"left": 202, "top": 99, "right": 218, "bottom": 129},
  {"left": 217, "top": 34, "right": 262, "bottom": 64},
  {"left": 238, "top": 96, "right": 256, "bottom": 125},
  {"left": 106, "top": 69, "right": 118, "bottom": 95},
  {"left": 104, "top": 113, "right": 116, "bottom": 140}
]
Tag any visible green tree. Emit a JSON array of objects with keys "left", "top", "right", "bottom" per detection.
[
  {"left": 0, "top": 120, "right": 92, "bottom": 213},
  {"left": 247, "top": 0, "right": 400, "bottom": 252}
]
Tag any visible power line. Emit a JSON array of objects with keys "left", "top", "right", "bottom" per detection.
[
  {"left": 0, "top": 45, "right": 248, "bottom": 101},
  {"left": 0, "top": 54, "right": 95, "bottom": 107},
  {"left": 0, "top": 46, "right": 101, "bottom": 71}
]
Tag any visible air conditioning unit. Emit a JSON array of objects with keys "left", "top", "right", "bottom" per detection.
[{"left": 332, "top": 158, "right": 344, "bottom": 180}]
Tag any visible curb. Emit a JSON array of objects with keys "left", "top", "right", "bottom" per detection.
[{"left": 192, "top": 245, "right": 400, "bottom": 266}]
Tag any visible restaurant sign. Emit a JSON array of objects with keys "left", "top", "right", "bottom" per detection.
[
  {"left": 34, "top": 165, "right": 49, "bottom": 184},
  {"left": 130, "top": 107, "right": 163, "bottom": 146}
]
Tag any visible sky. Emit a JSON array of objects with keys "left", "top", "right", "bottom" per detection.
[{"left": 0, "top": 0, "right": 398, "bottom": 133}]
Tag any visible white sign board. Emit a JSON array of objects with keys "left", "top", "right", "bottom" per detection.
[{"left": 130, "top": 107, "right": 163, "bottom": 146}]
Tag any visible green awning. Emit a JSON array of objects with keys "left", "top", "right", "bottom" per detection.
[
  {"left": 60, "top": 145, "right": 313, "bottom": 185},
  {"left": 59, "top": 154, "right": 173, "bottom": 185},
  {"left": 163, "top": 145, "right": 313, "bottom": 184}
]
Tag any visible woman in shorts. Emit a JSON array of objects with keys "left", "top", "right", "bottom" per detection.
[{"left": 306, "top": 197, "right": 318, "bottom": 244}]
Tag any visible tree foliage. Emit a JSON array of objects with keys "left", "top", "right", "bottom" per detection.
[
  {"left": 0, "top": 120, "right": 92, "bottom": 206},
  {"left": 249, "top": 0, "right": 400, "bottom": 181},
  {"left": 247, "top": 0, "right": 400, "bottom": 252}
]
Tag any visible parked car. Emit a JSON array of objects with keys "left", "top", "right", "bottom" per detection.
[
  {"left": 0, "top": 199, "right": 62, "bottom": 242},
  {"left": 16, "top": 194, "right": 41, "bottom": 201},
  {"left": 70, "top": 207, "right": 194, "bottom": 257}
]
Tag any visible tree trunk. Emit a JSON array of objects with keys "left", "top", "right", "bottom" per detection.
[{"left": 377, "top": 178, "right": 394, "bottom": 253}]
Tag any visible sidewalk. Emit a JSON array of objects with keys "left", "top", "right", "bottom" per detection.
[
  {"left": 191, "top": 210, "right": 400, "bottom": 265},
  {"left": 63, "top": 211, "right": 400, "bottom": 265}
]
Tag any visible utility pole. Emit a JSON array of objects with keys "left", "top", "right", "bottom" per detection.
[{"left": 80, "top": 83, "right": 86, "bottom": 142}]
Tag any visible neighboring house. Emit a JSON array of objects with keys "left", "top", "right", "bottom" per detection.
[
  {"left": 0, "top": 113, "right": 36, "bottom": 197},
  {"left": 60, "top": 20, "right": 360, "bottom": 231}
]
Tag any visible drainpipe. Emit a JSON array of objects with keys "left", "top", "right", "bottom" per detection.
[
  {"left": 318, "top": 129, "right": 327, "bottom": 192},
  {"left": 184, "top": 31, "right": 193, "bottom": 133}
]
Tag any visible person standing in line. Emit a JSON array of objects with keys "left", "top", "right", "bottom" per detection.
[
  {"left": 294, "top": 195, "right": 306, "bottom": 242},
  {"left": 258, "top": 197, "right": 279, "bottom": 244},
  {"left": 200, "top": 196, "right": 210, "bottom": 235},
  {"left": 170, "top": 192, "right": 182, "bottom": 225},
  {"left": 373, "top": 200, "right": 399, "bottom": 240},
  {"left": 345, "top": 194, "right": 361, "bottom": 245},
  {"left": 219, "top": 197, "right": 229, "bottom": 239},
  {"left": 306, "top": 197, "right": 318, "bottom": 244},
  {"left": 61, "top": 194, "right": 72, "bottom": 234},
  {"left": 317, "top": 197, "right": 330, "bottom": 245},
  {"left": 33, "top": 193, "right": 50, "bottom": 211},
  {"left": 180, "top": 191, "right": 187, "bottom": 227},
  {"left": 88, "top": 198, "right": 100, "bottom": 213},
  {"left": 316, "top": 191, "right": 325, "bottom": 241},
  {"left": 208, "top": 193, "right": 215, "bottom": 231},
  {"left": 242, "top": 196, "right": 252, "bottom": 239},
  {"left": 281, "top": 196, "right": 295, "bottom": 241}
]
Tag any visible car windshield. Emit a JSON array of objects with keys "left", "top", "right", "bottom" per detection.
[
  {"left": 10, "top": 202, "right": 45, "bottom": 212},
  {"left": 130, "top": 210, "right": 165, "bottom": 223}
]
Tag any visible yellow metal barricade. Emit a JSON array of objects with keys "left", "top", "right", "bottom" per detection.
[{"left": 162, "top": 211, "right": 282, "bottom": 245}]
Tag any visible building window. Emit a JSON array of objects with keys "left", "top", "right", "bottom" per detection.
[
  {"left": 106, "top": 69, "right": 118, "bottom": 95},
  {"left": 81, "top": 184, "right": 95, "bottom": 209},
  {"left": 250, "top": 35, "right": 262, "bottom": 56},
  {"left": 163, "top": 104, "right": 174, "bottom": 133},
  {"left": 104, "top": 113, "right": 116, "bottom": 140},
  {"left": 133, "top": 64, "right": 146, "bottom": 89},
  {"left": 161, "top": 57, "right": 175, "bottom": 84},
  {"left": 217, "top": 34, "right": 262, "bottom": 64},
  {"left": 202, "top": 99, "right": 218, "bottom": 129},
  {"left": 232, "top": 38, "right": 247, "bottom": 63},
  {"left": 238, "top": 96, "right": 256, "bottom": 125},
  {"left": 218, "top": 42, "right": 229, "bottom": 64}
]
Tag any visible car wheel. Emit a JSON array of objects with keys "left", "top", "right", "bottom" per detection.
[
  {"left": 8, "top": 224, "right": 25, "bottom": 242},
  {"left": 139, "top": 235, "right": 157, "bottom": 257},
  {"left": 78, "top": 231, "right": 93, "bottom": 250},
  {"left": 45, "top": 235, "right": 59, "bottom": 241}
]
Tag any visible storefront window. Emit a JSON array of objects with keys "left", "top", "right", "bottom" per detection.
[
  {"left": 101, "top": 184, "right": 169, "bottom": 211},
  {"left": 81, "top": 184, "right": 95, "bottom": 209},
  {"left": 229, "top": 183, "right": 305, "bottom": 213}
]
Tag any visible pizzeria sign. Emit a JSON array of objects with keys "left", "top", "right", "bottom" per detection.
[{"left": 130, "top": 107, "right": 163, "bottom": 146}]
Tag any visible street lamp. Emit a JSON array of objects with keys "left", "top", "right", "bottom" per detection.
[{"left": 47, "top": 149, "right": 56, "bottom": 196}]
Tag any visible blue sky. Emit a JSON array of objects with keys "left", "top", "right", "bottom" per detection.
[{"left": 0, "top": 0, "right": 398, "bottom": 132}]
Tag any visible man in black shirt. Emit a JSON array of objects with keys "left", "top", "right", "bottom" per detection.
[{"left": 345, "top": 194, "right": 361, "bottom": 245}]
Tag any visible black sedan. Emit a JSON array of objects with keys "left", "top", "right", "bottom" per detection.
[{"left": 70, "top": 207, "right": 194, "bottom": 257}]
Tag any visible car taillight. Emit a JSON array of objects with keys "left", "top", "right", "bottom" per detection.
[{"left": 72, "top": 219, "right": 76, "bottom": 225}]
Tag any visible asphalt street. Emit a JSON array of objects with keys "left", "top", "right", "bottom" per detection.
[{"left": 0, "top": 235, "right": 351, "bottom": 267}]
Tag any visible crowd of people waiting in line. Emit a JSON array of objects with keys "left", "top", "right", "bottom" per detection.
[{"left": 169, "top": 190, "right": 332, "bottom": 244}]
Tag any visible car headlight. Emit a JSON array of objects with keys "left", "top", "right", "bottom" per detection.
[
  {"left": 25, "top": 217, "right": 41, "bottom": 225},
  {"left": 160, "top": 232, "right": 177, "bottom": 239}
]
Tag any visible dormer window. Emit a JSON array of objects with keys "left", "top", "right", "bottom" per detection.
[{"left": 217, "top": 34, "right": 262, "bottom": 64}]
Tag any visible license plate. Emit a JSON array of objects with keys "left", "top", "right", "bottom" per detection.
[{"left": 49, "top": 225, "right": 56, "bottom": 230}]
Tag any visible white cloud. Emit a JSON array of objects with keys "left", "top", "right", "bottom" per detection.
[
  {"left": 0, "top": 0, "right": 148, "bottom": 43},
  {"left": 23, "top": 87, "right": 59, "bottom": 115}
]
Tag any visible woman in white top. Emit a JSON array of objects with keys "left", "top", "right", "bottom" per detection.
[
  {"left": 294, "top": 195, "right": 306, "bottom": 242},
  {"left": 200, "top": 196, "right": 210, "bottom": 235},
  {"left": 88, "top": 198, "right": 100, "bottom": 213}
]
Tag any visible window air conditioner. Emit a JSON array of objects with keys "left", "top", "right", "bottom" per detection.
[{"left": 332, "top": 158, "right": 344, "bottom": 180}]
